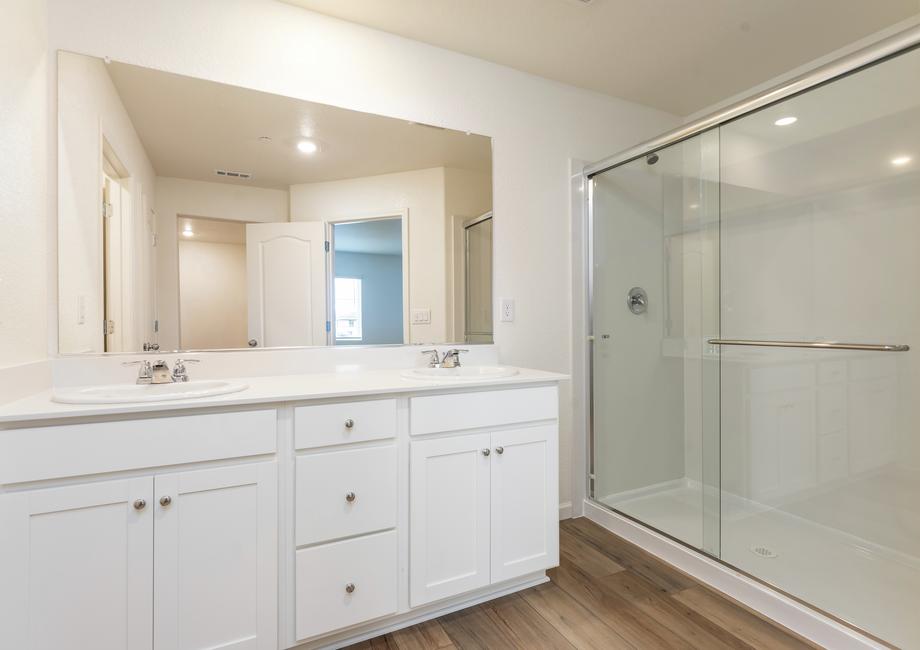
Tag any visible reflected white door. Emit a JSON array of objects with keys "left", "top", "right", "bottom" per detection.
[{"left": 246, "top": 223, "right": 326, "bottom": 347}]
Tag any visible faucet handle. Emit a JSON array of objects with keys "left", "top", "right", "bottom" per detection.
[
  {"left": 420, "top": 349, "right": 440, "bottom": 367},
  {"left": 171, "top": 358, "right": 200, "bottom": 383},
  {"left": 441, "top": 348, "right": 469, "bottom": 368},
  {"left": 122, "top": 360, "right": 153, "bottom": 384}
]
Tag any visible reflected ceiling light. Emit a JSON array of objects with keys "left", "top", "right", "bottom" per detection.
[
  {"left": 891, "top": 155, "right": 912, "bottom": 166},
  {"left": 182, "top": 225, "right": 194, "bottom": 237},
  {"left": 297, "top": 139, "right": 319, "bottom": 154},
  {"left": 688, "top": 203, "right": 699, "bottom": 210},
  {"left": 774, "top": 116, "right": 797, "bottom": 126}
]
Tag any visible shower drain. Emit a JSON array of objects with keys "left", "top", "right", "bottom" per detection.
[{"left": 749, "top": 544, "right": 778, "bottom": 559}]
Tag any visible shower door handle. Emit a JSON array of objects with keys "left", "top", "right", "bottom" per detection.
[{"left": 708, "top": 339, "right": 909, "bottom": 352}]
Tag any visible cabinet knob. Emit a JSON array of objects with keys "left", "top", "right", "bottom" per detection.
[
  {"left": 495, "top": 446, "right": 504, "bottom": 455},
  {"left": 345, "top": 491, "right": 356, "bottom": 503},
  {"left": 133, "top": 499, "right": 146, "bottom": 510},
  {"left": 344, "top": 418, "right": 355, "bottom": 429},
  {"left": 159, "top": 496, "right": 172, "bottom": 507},
  {"left": 345, "top": 582, "right": 356, "bottom": 594},
  {"left": 482, "top": 448, "right": 491, "bottom": 456}
]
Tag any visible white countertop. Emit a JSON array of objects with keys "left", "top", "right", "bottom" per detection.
[{"left": 0, "top": 367, "right": 566, "bottom": 425}]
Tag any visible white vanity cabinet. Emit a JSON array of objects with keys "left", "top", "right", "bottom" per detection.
[
  {"left": 408, "top": 387, "right": 559, "bottom": 607},
  {"left": 0, "top": 410, "right": 278, "bottom": 650},
  {"left": 0, "top": 374, "right": 561, "bottom": 650},
  {"left": 153, "top": 462, "right": 278, "bottom": 650},
  {"left": 0, "top": 477, "right": 155, "bottom": 650}
]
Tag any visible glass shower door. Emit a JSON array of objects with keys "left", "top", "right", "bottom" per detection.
[
  {"left": 590, "top": 131, "right": 721, "bottom": 555},
  {"left": 717, "top": 44, "right": 920, "bottom": 648}
]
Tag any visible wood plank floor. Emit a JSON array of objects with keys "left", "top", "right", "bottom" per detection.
[{"left": 347, "top": 518, "right": 814, "bottom": 650}]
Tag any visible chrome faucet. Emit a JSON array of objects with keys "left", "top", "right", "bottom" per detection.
[
  {"left": 440, "top": 348, "right": 469, "bottom": 368},
  {"left": 171, "top": 358, "right": 200, "bottom": 382},
  {"left": 150, "top": 360, "right": 173, "bottom": 384}
]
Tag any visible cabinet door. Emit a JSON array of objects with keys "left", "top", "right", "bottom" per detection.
[
  {"left": 490, "top": 425, "right": 558, "bottom": 583},
  {"left": 154, "top": 462, "right": 277, "bottom": 650},
  {"left": 409, "top": 433, "right": 491, "bottom": 607},
  {"left": 0, "top": 477, "right": 154, "bottom": 650}
]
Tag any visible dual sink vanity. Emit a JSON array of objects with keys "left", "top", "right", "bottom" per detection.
[{"left": 0, "top": 348, "right": 561, "bottom": 650}]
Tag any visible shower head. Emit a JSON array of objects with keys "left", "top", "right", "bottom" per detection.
[{"left": 646, "top": 153, "right": 659, "bottom": 165}]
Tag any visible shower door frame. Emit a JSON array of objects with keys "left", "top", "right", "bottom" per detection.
[{"left": 581, "top": 21, "right": 920, "bottom": 643}]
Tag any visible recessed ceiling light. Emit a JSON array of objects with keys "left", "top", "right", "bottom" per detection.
[
  {"left": 182, "top": 225, "right": 194, "bottom": 238},
  {"left": 297, "top": 139, "right": 318, "bottom": 154},
  {"left": 774, "top": 116, "right": 797, "bottom": 127},
  {"left": 891, "top": 155, "right": 912, "bottom": 166}
]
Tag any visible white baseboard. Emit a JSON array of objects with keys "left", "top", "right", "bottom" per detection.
[
  {"left": 558, "top": 501, "right": 573, "bottom": 520},
  {"left": 583, "top": 500, "right": 885, "bottom": 650}
]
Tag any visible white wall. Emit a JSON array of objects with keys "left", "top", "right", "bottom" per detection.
[
  {"left": 178, "top": 240, "right": 248, "bottom": 350},
  {"left": 291, "top": 167, "right": 446, "bottom": 343},
  {"left": 57, "top": 52, "right": 157, "bottom": 354},
  {"left": 0, "top": 0, "right": 47, "bottom": 371},
  {"left": 155, "top": 176, "right": 289, "bottom": 350},
  {"left": 46, "top": 0, "right": 678, "bottom": 508}
]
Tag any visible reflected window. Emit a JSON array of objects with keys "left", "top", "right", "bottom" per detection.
[{"left": 334, "top": 277, "right": 363, "bottom": 341}]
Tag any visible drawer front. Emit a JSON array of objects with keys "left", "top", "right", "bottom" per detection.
[
  {"left": 0, "top": 409, "right": 277, "bottom": 485},
  {"left": 296, "top": 445, "right": 397, "bottom": 546},
  {"left": 295, "top": 530, "right": 398, "bottom": 640},
  {"left": 294, "top": 399, "right": 397, "bottom": 449},
  {"left": 410, "top": 386, "right": 558, "bottom": 435}
]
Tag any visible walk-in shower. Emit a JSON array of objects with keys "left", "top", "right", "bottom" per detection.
[{"left": 587, "top": 29, "right": 920, "bottom": 648}]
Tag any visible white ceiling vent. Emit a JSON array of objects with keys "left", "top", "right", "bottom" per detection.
[{"left": 214, "top": 169, "right": 253, "bottom": 180}]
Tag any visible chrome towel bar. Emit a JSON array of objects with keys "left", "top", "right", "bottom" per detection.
[{"left": 707, "top": 339, "right": 909, "bottom": 352}]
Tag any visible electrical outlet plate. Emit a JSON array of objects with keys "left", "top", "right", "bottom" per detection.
[{"left": 500, "top": 298, "right": 515, "bottom": 322}]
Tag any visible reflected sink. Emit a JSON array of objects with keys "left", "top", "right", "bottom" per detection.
[
  {"left": 52, "top": 380, "right": 249, "bottom": 404},
  {"left": 401, "top": 366, "right": 519, "bottom": 382}
]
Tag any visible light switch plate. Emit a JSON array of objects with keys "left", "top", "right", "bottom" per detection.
[
  {"left": 500, "top": 298, "right": 515, "bottom": 322},
  {"left": 411, "top": 308, "right": 431, "bottom": 324}
]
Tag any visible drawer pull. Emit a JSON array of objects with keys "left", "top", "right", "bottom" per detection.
[
  {"left": 345, "top": 491, "right": 356, "bottom": 503},
  {"left": 345, "top": 582, "right": 356, "bottom": 594},
  {"left": 159, "top": 496, "right": 172, "bottom": 507},
  {"left": 344, "top": 418, "right": 355, "bottom": 429},
  {"left": 133, "top": 499, "right": 146, "bottom": 510},
  {"left": 482, "top": 448, "right": 491, "bottom": 456},
  {"left": 495, "top": 446, "right": 504, "bottom": 455}
]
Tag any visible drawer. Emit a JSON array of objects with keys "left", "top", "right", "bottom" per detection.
[
  {"left": 296, "top": 445, "right": 397, "bottom": 546},
  {"left": 0, "top": 409, "right": 276, "bottom": 484},
  {"left": 295, "top": 530, "right": 398, "bottom": 640},
  {"left": 294, "top": 399, "right": 397, "bottom": 449},
  {"left": 410, "top": 386, "right": 558, "bottom": 435}
]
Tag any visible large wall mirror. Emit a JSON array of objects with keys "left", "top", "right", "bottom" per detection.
[{"left": 57, "top": 51, "right": 493, "bottom": 354}]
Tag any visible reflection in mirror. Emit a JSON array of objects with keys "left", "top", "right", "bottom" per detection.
[{"left": 57, "top": 51, "right": 493, "bottom": 354}]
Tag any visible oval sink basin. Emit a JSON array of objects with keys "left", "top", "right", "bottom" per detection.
[
  {"left": 401, "top": 366, "right": 519, "bottom": 382},
  {"left": 52, "top": 380, "right": 249, "bottom": 405}
]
